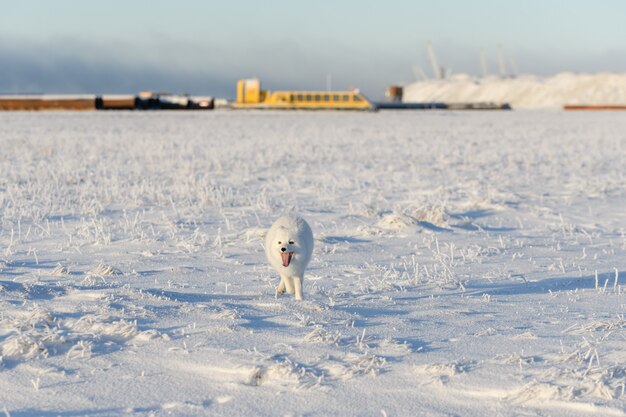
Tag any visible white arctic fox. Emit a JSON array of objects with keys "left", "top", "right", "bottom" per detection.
[{"left": 265, "top": 215, "right": 314, "bottom": 300}]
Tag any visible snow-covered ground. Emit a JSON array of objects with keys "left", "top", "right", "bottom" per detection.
[
  {"left": 1, "top": 110, "right": 625, "bottom": 417},
  {"left": 403, "top": 72, "right": 626, "bottom": 109}
]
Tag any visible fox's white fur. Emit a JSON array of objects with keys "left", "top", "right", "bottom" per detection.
[{"left": 265, "top": 215, "right": 314, "bottom": 300}]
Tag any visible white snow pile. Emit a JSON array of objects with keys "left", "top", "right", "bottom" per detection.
[
  {"left": 0, "top": 110, "right": 625, "bottom": 416},
  {"left": 403, "top": 72, "right": 626, "bottom": 109}
]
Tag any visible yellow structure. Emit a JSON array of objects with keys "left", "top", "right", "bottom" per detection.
[{"left": 235, "top": 78, "right": 374, "bottom": 110}]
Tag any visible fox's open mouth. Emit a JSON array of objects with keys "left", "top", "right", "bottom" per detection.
[{"left": 281, "top": 252, "right": 294, "bottom": 267}]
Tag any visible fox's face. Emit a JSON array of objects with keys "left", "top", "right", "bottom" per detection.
[
  {"left": 265, "top": 216, "right": 314, "bottom": 277},
  {"left": 270, "top": 227, "right": 299, "bottom": 267}
]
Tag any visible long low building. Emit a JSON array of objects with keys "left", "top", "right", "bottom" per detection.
[
  {"left": 0, "top": 95, "right": 97, "bottom": 110},
  {"left": 0, "top": 93, "right": 214, "bottom": 111},
  {"left": 233, "top": 78, "right": 375, "bottom": 110}
]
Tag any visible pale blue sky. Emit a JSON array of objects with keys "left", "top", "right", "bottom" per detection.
[{"left": 1, "top": 0, "right": 625, "bottom": 98}]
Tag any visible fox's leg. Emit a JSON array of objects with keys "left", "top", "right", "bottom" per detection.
[
  {"left": 293, "top": 276, "right": 303, "bottom": 301},
  {"left": 283, "top": 275, "right": 295, "bottom": 295},
  {"left": 276, "top": 277, "right": 286, "bottom": 295}
]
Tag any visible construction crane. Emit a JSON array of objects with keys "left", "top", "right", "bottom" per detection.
[
  {"left": 480, "top": 48, "right": 489, "bottom": 78},
  {"left": 426, "top": 41, "right": 444, "bottom": 80}
]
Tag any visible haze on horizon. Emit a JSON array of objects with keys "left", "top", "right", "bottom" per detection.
[{"left": 1, "top": 0, "right": 625, "bottom": 99}]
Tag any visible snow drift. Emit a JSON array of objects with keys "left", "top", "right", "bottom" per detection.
[{"left": 403, "top": 72, "right": 626, "bottom": 109}]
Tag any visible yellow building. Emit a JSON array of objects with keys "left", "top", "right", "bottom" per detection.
[{"left": 234, "top": 78, "right": 375, "bottom": 110}]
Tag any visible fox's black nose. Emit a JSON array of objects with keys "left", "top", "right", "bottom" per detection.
[{"left": 281, "top": 247, "right": 287, "bottom": 252}]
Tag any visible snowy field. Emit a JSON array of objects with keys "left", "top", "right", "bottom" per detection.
[{"left": 1, "top": 110, "right": 625, "bottom": 417}]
